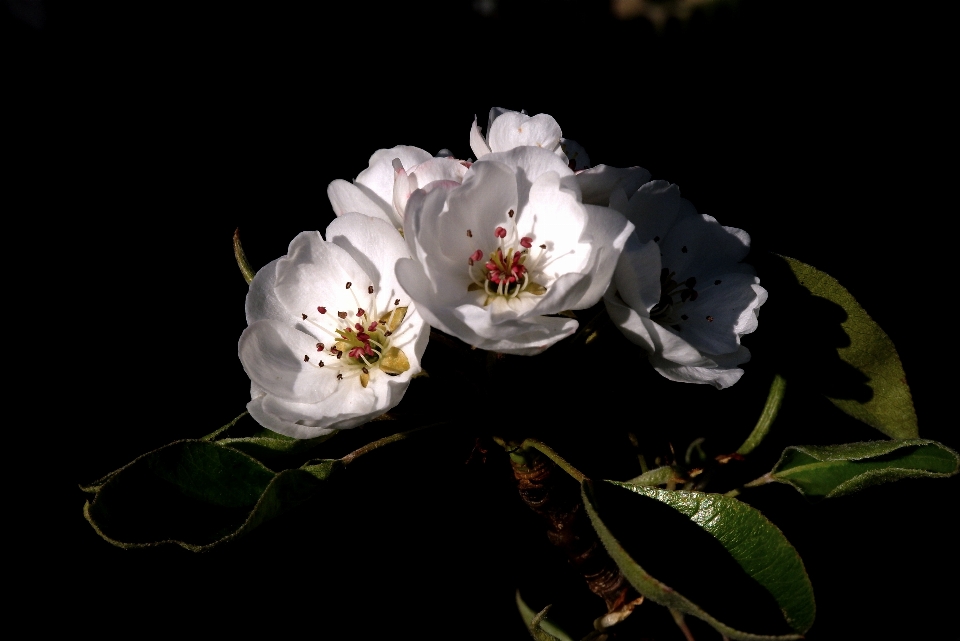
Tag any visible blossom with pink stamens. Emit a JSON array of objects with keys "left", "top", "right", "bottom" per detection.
[{"left": 397, "top": 145, "right": 633, "bottom": 355}]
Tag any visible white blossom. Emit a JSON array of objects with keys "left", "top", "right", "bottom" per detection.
[
  {"left": 239, "top": 213, "right": 429, "bottom": 437},
  {"left": 469, "top": 107, "right": 591, "bottom": 170},
  {"left": 396, "top": 145, "right": 634, "bottom": 355},
  {"left": 327, "top": 146, "right": 469, "bottom": 231},
  {"left": 604, "top": 180, "right": 766, "bottom": 388}
]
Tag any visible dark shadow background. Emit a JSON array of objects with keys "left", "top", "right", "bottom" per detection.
[{"left": 8, "top": 0, "right": 953, "bottom": 638}]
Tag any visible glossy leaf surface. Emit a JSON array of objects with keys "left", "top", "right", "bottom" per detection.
[{"left": 583, "top": 480, "right": 814, "bottom": 640}]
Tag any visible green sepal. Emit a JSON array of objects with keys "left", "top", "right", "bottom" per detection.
[
  {"left": 582, "top": 480, "right": 814, "bottom": 640},
  {"left": 515, "top": 592, "right": 572, "bottom": 641},
  {"left": 82, "top": 439, "right": 341, "bottom": 551},
  {"left": 767, "top": 439, "right": 959, "bottom": 498},
  {"left": 778, "top": 255, "right": 918, "bottom": 439}
]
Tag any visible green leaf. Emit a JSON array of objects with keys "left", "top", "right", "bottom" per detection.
[
  {"left": 782, "top": 256, "right": 917, "bottom": 438},
  {"left": 767, "top": 439, "right": 959, "bottom": 498},
  {"left": 83, "top": 439, "right": 340, "bottom": 551},
  {"left": 515, "top": 591, "right": 574, "bottom": 641},
  {"left": 201, "top": 411, "right": 338, "bottom": 465},
  {"left": 623, "top": 466, "right": 676, "bottom": 487},
  {"left": 582, "top": 480, "right": 814, "bottom": 641}
]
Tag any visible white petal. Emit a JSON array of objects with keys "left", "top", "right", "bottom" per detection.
[
  {"left": 239, "top": 320, "right": 340, "bottom": 403},
  {"left": 356, "top": 145, "right": 433, "bottom": 205},
  {"left": 659, "top": 213, "right": 751, "bottom": 280},
  {"left": 613, "top": 235, "right": 661, "bottom": 315},
  {"left": 470, "top": 115, "right": 492, "bottom": 159},
  {"left": 624, "top": 180, "right": 686, "bottom": 243},
  {"left": 488, "top": 112, "right": 562, "bottom": 154},
  {"left": 576, "top": 165, "right": 652, "bottom": 206},
  {"left": 245, "top": 258, "right": 288, "bottom": 325},
  {"left": 326, "top": 179, "right": 396, "bottom": 228},
  {"left": 650, "top": 355, "right": 745, "bottom": 389},
  {"left": 565, "top": 204, "right": 635, "bottom": 310},
  {"left": 671, "top": 274, "right": 765, "bottom": 355},
  {"left": 246, "top": 394, "right": 337, "bottom": 440},
  {"left": 326, "top": 212, "right": 411, "bottom": 310},
  {"left": 273, "top": 231, "right": 370, "bottom": 333}
]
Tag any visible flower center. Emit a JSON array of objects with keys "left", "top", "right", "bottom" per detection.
[
  {"left": 298, "top": 283, "right": 411, "bottom": 388},
  {"left": 466, "top": 219, "right": 548, "bottom": 305},
  {"left": 650, "top": 268, "right": 698, "bottom": 330}
]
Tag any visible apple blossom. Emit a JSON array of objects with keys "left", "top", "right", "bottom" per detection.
[
  {"left": 396, "top": 145, "right": 634, "bottom": 355},
  {"left": 238, "top": 213, "right": 429, "bottom": 438},
  {"left": 469, "top": 107, "right": 592, "bottom": 170},
  {"left": 604, "top": 180, "right": 766, "bottom": 388},
  {"left": 327, "top": 145, "right": 468, "bottom": 232}
]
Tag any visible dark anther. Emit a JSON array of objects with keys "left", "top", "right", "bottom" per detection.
[
  {"left": 689, "top": 290, "right": 698, "bottom": 301},
  {"left": 681, "top": 245, "right": 688, "bottom": 253},
  {"left": 685, "top": 277, "right": 696, "bottom": 288},
  {"left": 706, "top": 315, "right": 714, "bottom": 322},
  {"left": 653, "top": 236, "right": 660, "bottom": 242},
  {"left": 395, "top": 298, "right": 400, "bottom": 305},
  {"left": 681, "top": 314, "right": 689, "bottom": 321},
  {"left": 337, "top": 351, "right": 343, "bottom": 359},
  {"left": 368, "top": 285, "right": 374, "bottom": 294},
  {"left": 362, "top": 367, "right": 369, "bottom": 374},
  {"left": 303, "top": 355, "right": 310, "bottom": 362},
  {"left": 337, "top": 373, "right": 343, "bottom": 380},
  {"left": 301, "top": 313, "right": 308, "bottom": 320},
  {"left": 346, "top": 282, "right": 352, "bottom": 289},
  {"left": 318, "top": 361, "right": 324, "bottom": 367},
  {"left": 540, "top": 244, "right": 546, "bottom": 249},
  {"left": 338, "top": 311, "right": 348, "bottom": 319},
  {"left": 467, "top": 229, "right": 473, "bottom": 237},
  {"left": 714, "top": 280, "right": 722, "bottom": 285},
  {"left": 508, "top": 209, "right": 515, "bottom": 217}
]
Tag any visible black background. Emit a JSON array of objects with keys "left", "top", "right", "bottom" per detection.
[{"left": 8, "top": 0, "right": 954, "bottom": 638}]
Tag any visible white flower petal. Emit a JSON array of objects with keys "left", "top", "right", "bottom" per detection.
[
  {"left": 239, "top": 320, "right": 340, "bottom": 403},
  {"left": 246, "top": 394, "right": 338, "bottom": 440},
  {"left": 576, "top": 165, "right": 652, "bottom": 206},
  {"left": 488, "top": 111, "right": 562, "bottom": 154},
  {"left": 470, "top": 115, "right": 492, "bottom": 159},
  {"left": 245, "top": 258, "right": 287, "bottom": 325},
  {"left": 326, "top": 213, "right": 409, "bottom": 305},
  {"left": 356, "top": 145, "right": 433, "bottom": 205},
  {"left": 672, "top": 274, "right": 765, "bottom": 355},
  {"left": 326, "top": 179, "right": 397, "bottom": 227},
  {"left": 613, "top": 235, "right": 662, "bottom": 315},
  {"left": 273, "top": 232, "right": 370, "bottom": 334}
]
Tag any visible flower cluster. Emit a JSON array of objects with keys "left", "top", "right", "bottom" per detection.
[{"left": 239, "top": 108, "right": 767, "bottom": 437}]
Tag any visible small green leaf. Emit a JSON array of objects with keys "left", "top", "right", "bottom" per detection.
[
  {"left": 83, "top": 440, "right": 341, "bottom": 551},
  {"left": 623, "top": 466, "right": 676, "bottom": 487},
  {"left": 515, "top": 592, "right": 572, "bottom": 641},
  {"left": 582, "top": 480, "right": 814, "bottom": 641},
  {"left": 768, "top": 439, "right": 959, "bottom": 498},
  {"left": 782, "top": 256, "right": 918, "bottom": 438}
]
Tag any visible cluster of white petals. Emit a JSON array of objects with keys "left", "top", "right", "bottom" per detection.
[
  {"left": 604, "top": 181, "right": 767, "bottom": 388},
  {"left": 239, "top": 213, "right": 428, "bottom": 438},
  {"left": 327, "top": 145, "right": 469, "bottom": 232},
  {"left": 240, "top": 107, "right": 768, "bottom": 438},
  {"left": 397, "top": 145, "right": 634, "bottom": 355}
]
